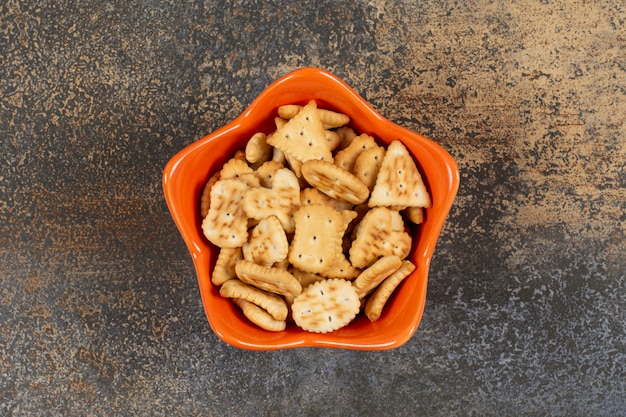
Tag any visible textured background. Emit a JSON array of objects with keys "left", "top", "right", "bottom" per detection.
[{"left": 1, "top": 1, "right": 625, "bottom": 416}]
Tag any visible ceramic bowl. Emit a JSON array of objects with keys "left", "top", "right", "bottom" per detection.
[{"left": 163, "top": 67, "right": 459, "bottom": 350}]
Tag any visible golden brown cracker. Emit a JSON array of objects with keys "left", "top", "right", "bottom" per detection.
[
  {"left": 301, "top": 159, "right": 370, "bottom": 205},
  {"left": 235, "top": 259, "right": 302, "bottom": 298},
  {"left": 211, "top": 246, "right": 244, "bottom": 286},
  {"left": 335, "top": 126, "right": 358, "bottom": 151},
  {"left": 288, "top": 267, "right": 327, "bottom": 288},
  {"left": 364, "top": 260, "right": 416, "bottom": 322},
  {"left": 219, "top": 157, "right": 253, "bottom": 180},
  {"left": 353, "top": 145, "right": 386, "bottom": 191},
  {"left": 299, "top": 187, "right": 354, "bottom": 212},
  {"left": 254, "top": 160, "right": 284, "bottom": 188},
  {"left": 200, "top": 170, "right": 221, "bottom": 219},
  {"left": 291, "top": 279, "right": 361, "bottom": 333},
  {"left": 288, "top": 204, "right": 344, "bottom": 275},
  {"left": 333, "top": 134, "right": 378, "bottom": 173},
  {"left": 201, "top": 179, "right": 250, "bottom": 248},
  {"left": 352, "top": 255, "right": 403, "bottom": 298},
  {"left": 278, "top": 104, "right": 350, "bottom": 129},
  {"left": 243, "top": 167, "right": 301, "bottom": 233},
  {"left": 369, "top": 140, "right": 432, "bottom": 209},
  {"left": 220, "top": 279, "right": 288, "bottom": 321},
  {"left": 233, "top": 298, "right": 286, "bottom": 332},
  {"left": 266, "top": 100, "right": 333, "bottom": 163},
  {"left": 242, "top": 216, "right": 289, "bottom": 267},
  {"left": 245, "top": 132, "right": 272, "bottom": 166},
  {"left": 349, "top": 207, "right": 412, "bottom": 268},
  {"left": 404, "top": 206, "right": 424, "bottom": 224}
]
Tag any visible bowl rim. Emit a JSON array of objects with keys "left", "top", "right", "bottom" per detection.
[{"left": 163, "top": 67, "right": 459, "bottom": 350}]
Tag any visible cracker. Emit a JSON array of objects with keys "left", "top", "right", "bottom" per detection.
[
  {"left": 254, "top": 160, "right": 284, "bottom": 188},
  {"left": 335, "top": 126, "right": 358, "bottom": 151},
  {"left": 319, "top": 210, "right": 361, "bottom": 280},
  {"left": 333, "top": 134, "right": 378, "bottom": 173},
  {"left": 325, "top": 129, "right": 342, "bottom": 152},
  {"left": 278, "top": 104, "right": 350, "bottom": 129},
  {"left": 291, "top": 279, "right": 361, "bottom": 333},
  {"left": 219, "top": 157, "right": 253, "bottom": 180},
  {"left": 235, "top": 259, "right": 302, "bottom": 297},
  {"left": 353, "top": 145, "right": 386, "bottom": 191},
  {"left": 245, "top": 132, "right": 272, "bottom": 166},
  {"left": 288, "top": 204, "right": 344, "bottom": 275},
  {"left": 352, "top": 255, "right": 403, "bottom": 298},
  {"left": 301, "top": 159, "right": 370, "bottom": 205},
  {"left": 404, "top": 206, "right": 424, "bottom": 224},
  {"left": 211, "top": 246, "right": 244, "bottom": 286},
  {"left": 349, "top": 207, "right": 412, "bottom": 268},
  {"left": 202, "top": 179, "right": 250, "bottom": 248},
  {"left": 243, "top": 168, "right": 300, "bottom": 233},
  {"left": 288, "top": 267, "right": 326, "bottom": 288},
  {"left": 369, "top": 140, "right": 432, "bottom": 209},
  {"left": 233, "top": 298, "right": 286, "bottom": 332},
  {"left": 219, "top": 279, "right": 288, "bottom": 321},
  {"left": 364, "top": 260, "right": 416, "bottom": 322},
  {"left": 242, "top": 216, "right": 288, "bottom": 267},
  {"left": 266, "top": 100, "right": 332, "bottom": 163},
  {"left": 300, "top": 187, "right": 354, "bottom": 212},
  {"left": 200, "top": 170, "right": 221, "bottom": 219}
]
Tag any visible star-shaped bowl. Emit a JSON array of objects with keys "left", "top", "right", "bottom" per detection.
[{"left": 163, "top": 67, "right": 459, "bottom": 350}]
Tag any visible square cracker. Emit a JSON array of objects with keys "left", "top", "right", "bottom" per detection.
[
  {"left": 202, "top": 179, "right": 250, "bottom": 248},
  {"left": 288, "top": 204, "right": 344, "bottom": 275}
]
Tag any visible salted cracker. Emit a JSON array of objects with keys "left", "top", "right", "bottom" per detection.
[
  {"left": 219, "top": 156, "right": 253, "bottom": 180},
  {"left": 277, "top": 104, "right": 350, "bottom": 129},
  {"left": 220, "top": 279, "right": 288, "bottom": 321},
  {"left": 201, "top": 179, "right": 250, "bottom": 248},
  {"left": 353, "top": 145, "right": 386, "bottom": 191},
  {"left": 200, "top": 170, "right": 221, "bottom": 219},
  {"left": 243, "top": 167, "right": 300, "bottom": 233},
  {"left": 266, "top": 100, "right": 332, "bottom": 164},
  {"left": 348, "top": 207, "right": 412, "bottom": 269},
  {"left": 288, "top": 204, "right": 344, "bottom": 275},
  {"left": 254, "top": 160, "right": 284, "bottom": 188},
  {"left": 333, "top": 134, "right": 378, "bottom": 173},
  {"left": 369, "top": 140, "right": 432, "bottom": 209},
  {"left": 300, "top": 187, "right": 354, "bottom": 212},
  {"left": 233, "top": 298, "right": 286, "bottom": 332},
  {"left": 211, "top": 246, "right": 244, "bottom": 286},
  {"left": 301, "top": 159, "right": 369, "bottom": 205},
  {"left": 242, "top": 216, "right": 289, "bottom": 267},
  {"left": 352, "top": 255, "right": 403, "bottom": 298},
  {"left": 364, "top": 260, "right": 416, "bottom": 322},
  {"left": 245, "top": 132, "right": 272, "bottom": 166},
  {"left": 235, "top": 259, "right": 302, "bottom": 298},
  {"left": 291, "top": 279, "right": 361, "bottom": 333}
]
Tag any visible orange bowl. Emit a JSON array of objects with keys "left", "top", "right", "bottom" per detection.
[{"left": 163, "top": 67, "right": 459, "bottom": 350}]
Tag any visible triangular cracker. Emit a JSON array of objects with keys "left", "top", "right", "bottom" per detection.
[
  {"left": 368, "top": 140, "right": 431, "bottom": 209},
  {"left": 348, "top": 207, "right": 412, "bottom": 269},
  {"left": 266, "top": 100, "right": 332, "bottom": 164}
]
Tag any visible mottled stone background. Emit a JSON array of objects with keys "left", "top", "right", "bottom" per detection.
[{"left": 1, "top": 1, "right": 624, "bottom": 416}]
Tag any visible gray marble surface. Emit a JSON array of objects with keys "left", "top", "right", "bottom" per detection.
[{"left": 1, "top": 1, "right": 624, "bottom": 416}]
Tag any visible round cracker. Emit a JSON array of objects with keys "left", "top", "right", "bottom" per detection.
[{"left": 291, "top": 279, "right": 360, "bottom": 333}]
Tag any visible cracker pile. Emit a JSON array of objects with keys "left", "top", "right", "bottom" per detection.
[{"left": 200, "top": 100, "right": 431, "bottom": 333}]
